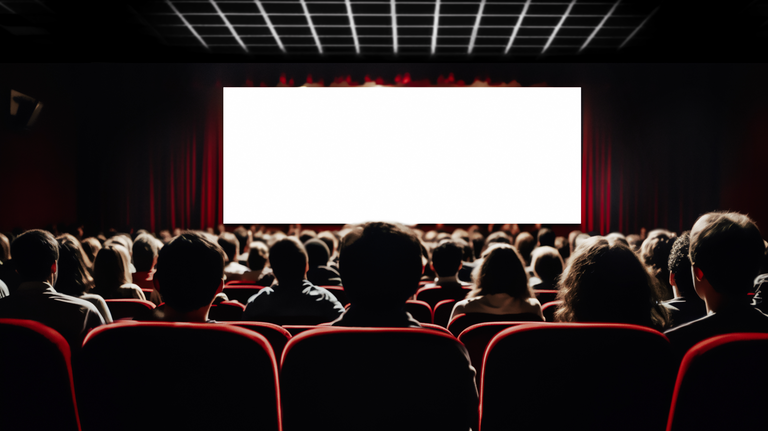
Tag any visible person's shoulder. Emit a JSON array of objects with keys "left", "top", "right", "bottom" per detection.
[
  {"left": 49, "top": 291, "right": 102, "bottom": 315},
  {"left": 664, "top": 312, "right": 713, "bottom": 338}
]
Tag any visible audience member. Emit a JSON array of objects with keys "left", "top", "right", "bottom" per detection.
[
  {"left": 55, "top": 237, "right": 112, "bottom": 323},
  {"left": 317, "top": 230, "right": 340, "bottom": 268},
  {"left": 299, "top": 229, "right": 317, "bottom": 245},
  {"left": 573, "top": 233, "right": 591, "bottom": 251},
  {"left": 131, "top": 234, "right": 158, "bottom": 289},
  {"left": 662, "top": 232, "right": 706, "bottom": 327},
  {"left": 423, "top": 240, "right": 472, "bottom": 300},
  {"left": 233, "top": 226, "right": 251, "bottom": 266},
  {"left": 555, "top": 235, "right": 570, "bottom": 264},
  {"left": 515, "top": 232, "right": 536, "bottom": 268},
  {"left": 451, "top": 243, "right": 544, "bottom": 321},
  {"left": 605, "top": 232, "right": 630, "bottom": 248},
  {"left": 81, "top": 237, "right": 102, "bottom": 264},
  {"left": 0, "top": 232, "right": 10, "bottom": 264},
  {"left": 92, "top": 244, "right": 146, "bottom": 300},
  {"left": 751, "top": 240, "right": 768, "bottom": 313},
  {"left": 218, "top": 232, "right": 250, "bottom": 281},
  {"left": 640, "top": 229, "right": 677, "bottom": 300},
  {"left": 530, "top": 246, "right": 564, "bottom": 291},
  {"left": 537, "top": 227, "right": 555, "bottom": 248},
  {"left": 455, "top": 237, "right": 477, "bottom": 283},
  {"left": 555, "top": 236, "right": 669, "bottom": 331},
  {"left": 567, "top": 230, "right": 582, "bottom": 257},
  {"left": 243, "top": 237, "right": 343, "bottom": 324},
  {"left": 665, "top": 212, "right": 768, "bottom": 361},
  {"left": 304, "top": 238, "right": 342, "bottom": 286},
  {"left": 0, "top": 230, "right": 104, "bottom": 349},
  {"left": 0, "top": 232, "right": 20, "bottom": 291},
  {"left": 332, "top": 222, "right": 424, "bottom": 327},
  {"left": 241, "top": 240, "right": 275, "bottom": 286},
  {"left": 626, "top": 234, "right": 643, "bottom": 253},
  {"left": 470, "top": 232, "right": 484, "bottom": 260}
]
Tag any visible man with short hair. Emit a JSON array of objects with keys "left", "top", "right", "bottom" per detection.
[
  {"left": 0, "top": 229, "right": 104, "bottom": 349},
  {"left": 422, "top": 240, "right": 472, "bottom": 304},
  {"left": 132, "top": 233, "right": 158, "bottom": 289},
  {"left": 242, "top": 237, "right": 344, "bottom": 323},
  {"left": 218, "top": 232, "right": 250, "bottom": 282},
  {"left": 662, "top": 232, "right": 706, "bottom": 327},
  {"left": 665, "top": 212, "right": 768, "bottom": 361}
]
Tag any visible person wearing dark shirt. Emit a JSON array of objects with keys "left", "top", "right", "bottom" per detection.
[
  {"left": 243, "top": 237, "right": 344, "bottom": 324},
  {"left": 662, "top": 232, "right": 706, "bottom": 327},
  {"left": 665, "top": 212, "right": 768, "bottom": 363},
  {"left": 422, "top": 240, "right": 472, "bottom": 302},
  {"left": 304, "top": 238, "right": 342, "bottom": 287},
  {"left": 530, "top": 246, "right": 564, "bottom": 291}
]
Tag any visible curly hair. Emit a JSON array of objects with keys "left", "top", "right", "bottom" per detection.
[{"left": 667, "top": 231, "right": 695, "bottom": 298}]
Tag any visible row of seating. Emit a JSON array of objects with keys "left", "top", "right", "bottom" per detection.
[{"left": 2, "top": 318, "right": 766, "bottom": 430}]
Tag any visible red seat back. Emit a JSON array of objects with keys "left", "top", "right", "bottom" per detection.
[
  {"left": 225, "top": 280, "right": 263, "bottom": 286},
  {"left": 667, "top": 333, "right": 768, "bottom": 431},
  {"left": 105, "top": 298, "right": 155, "bottom": 320},
  {"left": 208, "top": 300, "right": 245, "bottom": 321},
  {"left": 433, "top": 299, "right": 456, "bottom": 327},
  {"left": 541, "top": 300, "right": 563, "bottom": 322},
  {"left": 448, "top": 312, "right": 544, "bottom": 336},
  {"left": 480, "top": 323, "right": 675, "bottom": 430},
  {"left": 405, "top": 300, "right": 433, "bottom": 324},
  {"left": 222, "top": 285, "right": 264, "bottom": 304},
  {"left": 227, "top": 321, "right": 292, "bottom": 361},
  {"left": 77, "top": 321, "right": 280, "bottom": 430},
  {"left": 415, "top": 286, "right": 471, "bottom": 308},
  {"left": 0, "top": 319, "right": 80, "bottom": 430},
  {"left": 282, "top": 325, "right": 318, "bottom": 336}
]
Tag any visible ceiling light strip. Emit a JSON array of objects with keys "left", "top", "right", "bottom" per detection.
[
  {"left": 391, "top": 0, "right": 398, "bottom": 53},
  {"left": 208, "top": 0, "right": 248, "bottom": 52},
  {"left": 467, "top": 0, "right": 486, "bottom": 54},
  {"left": 344, "top": 0, "right": 360, "bottom": 54},
  {"left": 579, "top": 0, "right": 620, "bottom": 52},
  {"left": 619, "top": 5, "right": 658, "bottom": 49},
  {"left": 253, "top": 0, "right": 285, "bottom": 52},
  {"left": 541, "top": 0, "right": 577, "bottom": 54},
  {"left": 166, "top": 0, "right": 208, "bottom": 49},
  {"left": 505, "top": 0, "right": 531, "bottom": 54},
  {"left": 299, "top": 0, "right": 323, "bottom": 54},
  {"left": 430, "top": 0, "right": 440, "bottom": 54}
]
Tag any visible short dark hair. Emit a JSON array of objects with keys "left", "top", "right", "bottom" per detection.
[
  {"left": 270, "top": 237, "right": 308, "bottom": 282},
  {"left": 537, "top": 228, "right": 555, "bottom": 247},
  {"left": 515, "top": 232, "right": 536, "bottom": 266},
  {"left": 233, "top": 227, "right": 248, "bottom": 255},
  {"left": 132, "top": 234, "right": 158, "bottom": 272},
  {"left": 431, "top": 240, "right": 463, "bottom": 277},
  {"left": 12, "top": 230, "right": 59, "bottom": 281},
  {"left": 304, "top": 238, "right": 330, "bottom": 268},
  {"left": 217, "top": 232, "right": 239, "bottom": 263},
  {"left": 555, "top": 236, "right": 570, "bottom": 260},
  {"left": 340, "top": 222, "right": 422, "bottom": 309},
  {"left": 668, "top": 232, "right": 695, "bottom": 298},
  {"left": 690, "top": 212, "right": 764, "bottom": 296},
  {"left": 531, "top": 246, "right": 564, "bottom": 282},
  {"left": 299, "top": 229, "right": 317, "bottom": 245},
  {"left": 154, "top": 232, "right": 226, "bottom": 313},
  {"left": 317, "top": 231, "right": 338, "bottom": 256},
  {"left": 470, "top": 244, "right": 531, "bottom": 298},
  {"left": 247, "top": 240, "right": 269, "bottom": 272}
]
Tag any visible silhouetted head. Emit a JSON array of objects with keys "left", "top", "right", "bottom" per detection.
[
  {"left": 55, "top": 237, "right": 94, "bottom": 297},
  {"left": 93, "top": 244, "right": 132, "bottom": 293},
  {"left": 317, "top": 231, "right": 339, "bottom": 257},
  {"left": 531, "top": 246, "right": 564, "bottom": 283},
  {"left": 668, "top": 231, "right": 695, "bottom": 298},
  {"left": 81, "top": 237, "right": 102, "bottom": 263},
  {"left": 233, "top": 227, "right": 249, "bottom": 255},
  {"left": 132, "top": 234, "right": 159, "bottom": 272},
  {"left": 340, "top": 222, "right": 422, "bottom": 310},
  {"left": 469, "top": 244, "right": 531, "bottom": 299},
  {"left": 690, "top": 212, "right": 764, "bottom": 296},
  {"left": 605, "top": 232, "right": 630, "bottom": 248},
  {"left": 0, "top": 233, "right": 10, "bottom": 263},
  {"left": 154, "top": 232, "right": 226, "bottom": 313},
  {"left": 555, "top": 236, "right": 570, "bottom": 261},
  {"left": 515, "top": 232, "right": 536, "bottom": 266},
  {"left": 537, "top": 228, "right": 555, "bottom": 247},
  {"left": 304, "top": 238, "right": 330, "bottom": 268},
  {"left": 247, "top": 240, "right": 269, "bottom": 272},
  {"left": 270, "top": 237, "right": 308, "bottom": 284},
  {"left": 12, "top": 230, "right": 58, "bottom": 282},
  {"left": 217, "top": 232, "right": 239, "bottom": 263},
  {"left": 431, "top": 240, "right": 463, "bottom": 277},
  {"left": 299, "top": 229, "right": 317, "bottom": 245}
]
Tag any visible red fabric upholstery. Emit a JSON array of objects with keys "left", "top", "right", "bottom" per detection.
[
  {"left": 280, "top": 327, "right": 477, "bottom": 430},
  {"left": 0, "top": 319, "right": 81, "bottom": 430},
  {"left": 405, "top": 300, "right": 433, "bottom": 324},
  {"left": 208, "top": 300, "right": 245, "bottom": 321},
  {"left": 415, "top": 286, "right": 471, "bottom": 308},
  {"left": 541, "top": 300, "right": 563, "bottom": 322},
  {"left": 433, "top": 299, "right": 456, "bottom": 327},
  {"left": 225, "top": 281, "right": 265, "bottom": 287},
  {"left": 282, "top": 325, "right": 318, "bottom": 336},
  {"left": 78, "top": 321, "right": 280, "bottom": 430},
  {"left": 480, "top": 323, "right": 675, "bottom": 431},
  {"left": 222, "top": 286, "right": 263, "bottom": 304},
  {"left": 421, "top": 323, "right": 452, "bottom": 335},
  {"left": 667, "top": 332, "right": 768, "bottom": 431},
  {"left": 105, "top": 299, "right": 156, "bottom": 320},
  {"left": 227, "top": 321, "right": 292, "bottom": 362}
]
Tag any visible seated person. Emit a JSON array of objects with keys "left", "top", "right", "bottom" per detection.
[
  {"left": 131, "top": 233, "right": 158, "bottom": 289},
  {"left": 241, "top": 240, "right": 275, "bottom": 286},
  {"left": 665, "top": 212, "right": 768, "bottom": 362},
  {"left": 233, "top": 227, "right": 251, "bottom": 266},
  {"left": 242, "top": 238, "right": 344, "bottom": 324},
  {"left": 640, "top": 229, "right": 677, "bottom": 300},
  {"left": 304, "top": 238, "right": 342, "bottom": 286},
  {"left": 332, "top": 222, "right": 426, "bottom": 327},
  {"left": 0, "top": 230, "right": 104, "bottom": 350},
  {"left": 450, "top": 244, "right": 544, "bottom": 322},
  {"left": 530, "top": 246, "right": 564, "bottom": 291},
  {"left": 750, "top": 240, "right": 768, "bottom": 313},
  {"left": 54, "top": 237, "right": 113, "bottom": 323},
  {"left": 145, "top": 232, "right": 227, "bottom": 322},
  {"left": 92, "top": 244, "right": 146, "bottom": 300},
  {"left": 421, "top": 240, "right": 472, "bottom": 303},
  {"left": 218, "top": 232, "right": 250, "bottom": 282},
  {"left": 662, "top": 232, "right": 706, "bottom": 327},
  {"left": 555, "top": 236, "right": 669, "bottom": 331}
]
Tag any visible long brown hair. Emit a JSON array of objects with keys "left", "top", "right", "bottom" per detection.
[{"left": 467, "top": 243, "right": 532, "bottom": 300}]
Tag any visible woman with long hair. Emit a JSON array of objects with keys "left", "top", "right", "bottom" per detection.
[
  {"left": 92, "top": 244, "right": 146, "bottom": 300},
  {"left": 55, "top": 237, "right": 113, "bottom": 322}
]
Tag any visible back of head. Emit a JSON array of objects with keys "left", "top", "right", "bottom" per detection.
[
  {"left": 12, "top": 230, "right": 59, "bottom": 282},
  {"left": 317, "top": 231, "right": 338, "bottom": 257},
  {"left": 132, "top": 234, "right": 158, "bottom": 272},
  {"left": 431, "top": 240, "right": 463, "bottom": 277},
  {"left": 0, "top": 232, "right": 11, "bottom": 262},
  {"left": 104, "top": 234, "right": 133, "bottom": 256},
  {"left": 340, "top": 222, "right": 422, "bottom": 309},
  {"left": 537, "top": 228, "right": 555, "bottom": 247},
  {"left": 471, "top": 244, "right": 531, "bottom": 299},
  {"left": 471, "top": 232, "right": 484, "bottom": 259},
  {"left": 304, "top": 238, "right": 330, "bottom": 268},
  {"left": 93, "top": 245, "right": 132, "bottom": 292},
  {"left": 690, "top": 212, "right": 765, "bottom": 296},
  {"left": 531, "top": 246, "right": 565, "bottom": 283},
  {"left": 626, "top": 234, "right": 643, "bottom": 253},
  {"left": 233, "top": 227, "right": 249, "bottom": 255},
  {"left": 217, "top": 232, "right": 239, "bottom": 263},
  {"left": 555, "top": 236, "right": 570, "bottom": 261},
  {"left": 299, "top": 230, "right": 317, "bottom": 245},
  {"left": 54, "top": 238, "right": 93, "bottom": 296},
  {"left": 605, "top": 232, "right": 630, "bottom": 248},
  {"left": 556, "top": 236, "right": 667, "bottom": 329},
  {"left": 668, "top": 231, "right": 695, "bottom": 298},
  {"left": 514, "top": 232, "right": 536, "bottom": 266},
  {"left": 81, "top": 237, "right": 102, "bottom": 263},
  {"left": 270, "top": 237, "right": 308, "bottom": 283},
  {"left": 568, "top": 230, "right": 582, "bottom": 254},
  {"left": 154, "top": 232, "right": 226, "bottom": 313},
  {"left": 247, "top": 240, "right": 269, "bottom": 272}
]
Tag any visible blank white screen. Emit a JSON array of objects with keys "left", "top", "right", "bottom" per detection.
[{"left": 223, "top": 87, "right": 581, "bottom": 225}]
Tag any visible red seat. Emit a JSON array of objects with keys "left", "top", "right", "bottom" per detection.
[
  {"left": 421, "top": 322, "right": 453, "bottom": 335},
  {"left": 222, "top": 285, "right": 264, "bottom": 304},
  {"left": 534, "top": 289, "right": 559, "bottom": 305},
  {"left": 415, "top": 286, "right": 471, "bottom": 308},
  {"left": 319, "top": 285, "right": 348, "bottom": 305},
  {"left": 448, "top": 312, "right": 544, "bottom": 337},
  {"left": 405, "top": 300, "right": 433, "bottom": 324},
  {"left": 282, "top": 325, "right": 319, "bottom": 336},
  {"left": 227, "top": 321, "right": 292, "bottom": 361},
  {"left": 77, "top": 321, "right": 280, "bottom": 430},
  {"left": 105, "top": 298, "right": 155, "bottom": 320},
  {"left": 280, "top": 327, "right": 478, "bottom": 430},
  {"left": 433, "top": 299, "right": 456, "bottom": 327},
  {"left": 667, "top": 333, "right": 768, "bottom": 431},
  {"left": 141, "top": 288, "right": 153, "bottom": 300},
  {"left": 208, "top": 300, "right": 245, "bottom": 321},
  {"left": 541, "top": 300, "right": 563, "bottom": 322},
  {"left": 480, "top": 323, "right": 675, "bottom": 430},
  {"left": 0, "top": 319, "right": 81, "bottom": 430},
  {"left": 225, "top": 280, "right": 263, "bottom": 286}
]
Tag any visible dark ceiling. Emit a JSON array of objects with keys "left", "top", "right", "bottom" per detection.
[{"left": 1, "top": 0, "right": 767, "bottom": 62}]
